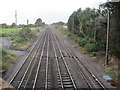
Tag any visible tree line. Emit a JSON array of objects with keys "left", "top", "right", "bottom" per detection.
[
  {"left": 1, "top": 18, "right": 45, "bottom": 28},
  {"left": 67, "top": 2, "right": 120, "bottom": 58}
]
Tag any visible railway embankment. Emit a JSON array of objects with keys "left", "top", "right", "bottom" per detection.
[
  {"left": 54, "top": 25, "right": 119, "bottom": 88},
  {"left": 1, "top": 27, "right": 42, "bottom": 77}
]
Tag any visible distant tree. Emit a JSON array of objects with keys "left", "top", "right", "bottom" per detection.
[
  {"left": 11, "top": 23, "right": 16, "bottom": 28},
  {"left": 42, "top": 22, "right": 45, "bottom": 27},
  {"left": 28, "top": 24, "right": 35, "bottom": 27},
  {"left": 2, "top": 23, "right": 9, "bottom": 28},
  {"left": 35, "top": 18, "right": 42, "bottom": 27},
  {"left": 57, "top": 21, "right": 65, "bottom": 25},
  {"left": 52, "top": 21, "right": 65, "bottom": 26},
  {"left": 18, "top": 24, "right": 25, "bottom": 28}
]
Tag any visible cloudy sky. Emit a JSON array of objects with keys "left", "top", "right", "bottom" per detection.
[{"left": 0, "top": 0, "right": 107, "bottom": 25}]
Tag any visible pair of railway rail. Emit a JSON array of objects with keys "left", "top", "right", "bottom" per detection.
[
  {"left": 52, "top": 30, "right": 107, "bottom": 89},
  {"left": 8, "top": 27, "right": 108, "bottom": 89}
]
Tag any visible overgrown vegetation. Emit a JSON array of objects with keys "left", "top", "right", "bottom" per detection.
[
  {"left": 67, "top": 2, "right": 120, "bottom": 58},
  {"left": 10, "top": 27, "right": 40, "bottom": 50},
  {"left": 0, "top": 28, "right": 22, "bottom": 37},
  {"left": 55, "top": 2, "right": 120, "bottom": 85},
  {"left": 1, "top": 18, "right": 45, "bottom": 73},
  {"left": 0, "top": 49, "right": 18, "bottom": 71},
  {"left": 1, "top": 27, "right": 41, "bottom": 72},
  {"left": 106, "top": 68, "right": 119, "bottom": 84}
]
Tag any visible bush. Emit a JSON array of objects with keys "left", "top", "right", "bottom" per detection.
[
  {"left": 18, "top": 27, "right": 35, "bottom": 41},
  {"left": 78, "top": 39, "right": 88, "bottom": 47},
  {"left": 1, "top": 49, "right": 18, "bottom": 71},
  {"left": 85, "top": 43, "right": 98, "bottom": 52},
  {"left": 10, "top": 27, "right": 37, "bottom": 50}
]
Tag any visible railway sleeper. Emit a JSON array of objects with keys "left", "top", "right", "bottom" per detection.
[
  {"left": 13, "top": 80, "right": 20, "bottom": 83},
  {"left": 20, "top": 82, "right": 26, "bottom": 88},
  {"left": 42, "top": 56, "right": 47, "bottom": 58},
  {"left": 63, "top": 81, "right": 73, "bottom": 85},
  {"left": 92, "top": 83, "right": 101, "bottom": 88},
  {"left": 62, "top": 79, "right": 72, "bottom": 82},
  {"left": 57, "top": 57, "right": 62, "bottom": 59},
  {"left": 61, "top": 74, "right": 70, "bottom": 77},
  {"left": 62, "top": 76, "right": 71, "bottom": 79},
  {"left": 64, "top": 84, "right": 74, "bottom": 88}
]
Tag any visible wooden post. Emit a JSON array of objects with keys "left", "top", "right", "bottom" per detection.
[{"left": 105, "top": 10, "right": 110, "bottom": 66}]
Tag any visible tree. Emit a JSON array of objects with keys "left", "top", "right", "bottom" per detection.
[
  {"left": 52, "top": 21, "right": 65, "bottom": 26},
  {"left": 102, "top": 2, "right": 120, "bottom": 57},
  {"left": 67, "top": 2, "right": 120, "bottom": 58},
  {"left": 11, "top": 23, "right": 16, "bottom": 28},
  {"left": 42, "top": 22, "right": 45, "bottom": 27},
  {"left": 35, "top": 18, "right": 42, "bottom": 27},
  {"left": 2, "top": 23, "right": 9, "bottom": 28}
]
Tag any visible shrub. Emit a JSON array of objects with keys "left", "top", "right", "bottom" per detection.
[
  {"left": 85, "top": 43, "right": 97, "bottom": 52},
  {"left": 1, "top": 49, "right": 18, "bottom": 71},
  {"left": 18, "top": 27, "right": 34, "bottom": 41},
  {"left": 78, "top": 39, "right": 88, "bottom": 47},
  {"left": 10, "top": 27, "right": 38, "bottom": 50}
]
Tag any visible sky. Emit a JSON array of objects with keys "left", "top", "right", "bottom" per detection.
[{"left": 0, "top": 0, "right": 107, "bottom": 25}]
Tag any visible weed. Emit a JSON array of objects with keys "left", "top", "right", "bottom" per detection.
[{"left": 0, "top": 49, "right": 18, "bottom": 71}]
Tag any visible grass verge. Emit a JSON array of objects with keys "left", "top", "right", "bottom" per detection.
[{"left": 0, "top": 49, "right": 18, "bottom": 71}]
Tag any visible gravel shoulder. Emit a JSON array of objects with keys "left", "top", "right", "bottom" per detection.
[
  {"left": 1, "top": 37, "right": 25, "bottom": 56},
  {"left": 1, "top": 37, "right": 30, "bottom": 79},
  {"left": 2, "top": 36, "right": 38, "bottom": 81}
]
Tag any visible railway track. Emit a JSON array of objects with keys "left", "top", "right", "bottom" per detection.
[
  {"left": 8, "top": 27, "right": 115, "bottom": 90},
  {"left": 52, "top": 29, "right": 107, "bottom": 89},
  {"left": 52, "top": 32, "right": 77, "bottom": 89},
  {"left": 9, "top": 30, "right": 47, "bottom": 88}
]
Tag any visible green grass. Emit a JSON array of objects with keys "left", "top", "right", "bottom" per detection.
[
  {"left": 0, "top": 27, "right": 39, "bottom": 35},
  {"left": 106, "top": 69, "right": 119, "bottom": 84},
  {"left": 0, "top": 27, "right": 42, "bottom": 71},
  {"left": 0, "top": 28, "right": 22, "bottom": 34},
  {"left": 0, "top": 49, "right": 18, "bottom": 71},
  {"left": 0, "top": 27, "right": 41, "bottom": 50}
]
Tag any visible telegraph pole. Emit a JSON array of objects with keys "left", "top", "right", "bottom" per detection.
[
  {"left": 15, "top": 10, "right": 18, "bottom": 31},
  {"left": 27, "top": 19, "right": 29, "bottom": 26},
  {"left": 105, "top": 10, "right": 110, "bottom": 66},
  {"left": 27, "top": 19, "right": 29, "bottom": 27}
]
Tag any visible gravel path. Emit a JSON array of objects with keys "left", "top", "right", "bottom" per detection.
[
  {"left": 1, "top": 37, "right": 25, "bottom": 56},
  {"left": 1, "top": 37, "right": 28, "bottom": 79},
  {"left": 1, "top": 37, "right": 12, "bottom": 49},
  {"left": 3, "top": 37, "right": 36, "bottom": 80}
]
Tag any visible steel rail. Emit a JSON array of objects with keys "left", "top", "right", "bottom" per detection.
[
  {"left": 74, "top": 50, "right": 106, "bottom": 89},
  {"left": 55, "top": 31, "right": 106, "bottom": 90},
  {"left": 64, "top": 40, "right": 106, "bottom": 89},
  {"left": 32, "top": 32, "right": 47, "bottom": 90},
  {"left": 51, "top": 35, "right": 64, "bottom": 89},
  {"left": 17, "top": 32, "right": 46, "bottom": 89},
  {"left": 60, "top": 36, "right": 95, "bottom": 89},
  {"left": 45, "top": 35, "right": 49, "bottom": 90},
  {"left": 54, "top": 32, "right": 92, "bottom": 88},
  {"left": 52, "top": 32, "right": 77, "bottom": 89},
  {"left": 9, "top": 30, "right": 44, "bottom": 84}
]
